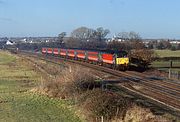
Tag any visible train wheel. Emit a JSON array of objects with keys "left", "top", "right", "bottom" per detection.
[
  {"left": 121, "top": 66, "right": 126, "bottom": 71},
  {"left": 112, "top": 65, "right": 116, "bottom": 70}
]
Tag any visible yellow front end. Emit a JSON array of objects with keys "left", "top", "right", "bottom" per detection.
[{"left": 116, "top": 58, "right": 129, "bottom": 66}]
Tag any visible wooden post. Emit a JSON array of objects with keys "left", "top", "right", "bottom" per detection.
[
  {"left": 101, "top": 116, "right": 103, "bottom": 122},
  {"left": 170, "top": 60, "right": 172, "bottom": 68},
  {"left": 101, "top": 81, "right": 104, "bottom": 90},
  {"left": 69, "top": 66, "right": 72, "bottom": 72},
  {"left": 169, "top": 68, "right": 171, "bottom": 79}
]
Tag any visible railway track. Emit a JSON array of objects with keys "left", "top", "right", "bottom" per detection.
[
  {"left": 127, "top": 71, "right": 180, "bottom": 91},
  {"left": 19, "top": 51, "right": 180, "bottom": 117}
]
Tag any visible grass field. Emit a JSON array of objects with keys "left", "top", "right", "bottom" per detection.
[
  {"left": 151, "top": 61, "right": 180, "bottom": 72},
  {"left": 154, "top": 50, "right": 180, "bottom": 57},
  {"left": 0, "top": 51, "right": 81, "bottom": 122},
  {"left": 152, "top": 50, "right": 180, "bottom": 72},
  {"left": 152, "top": 61, "right": 180, "bottom": 68}
]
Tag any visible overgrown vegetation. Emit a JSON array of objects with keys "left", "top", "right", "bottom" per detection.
[
  {"left": 0, "top": 51, "right": 81, "bottom": 122},
  {"left": 35, "top": 62, "right": 176, "bottom": 121},
  {"left": 37, "top": 66, "right": 133, "bottom": 121},
  {"left": 0, "top": 50, "right": 176, "bottom": 121},
  {"left": 79, "top": 89, "right": 132, "bottom": 121}
]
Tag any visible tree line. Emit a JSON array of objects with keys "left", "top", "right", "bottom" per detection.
[
  {"left": 5, "top": 26, "right": 179, "bottom": 68},
  {"left": 57, "top": 27, "right": 144, "bottom": 51},
  {"left": 147, "top": 40, "right": 180, "bottom": 51}
]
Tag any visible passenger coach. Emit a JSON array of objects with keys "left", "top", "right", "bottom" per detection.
[{"left": 41, "top": 48, "right": 129, "bottom": 70}]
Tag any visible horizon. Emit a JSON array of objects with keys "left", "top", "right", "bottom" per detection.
[
  {"left": 0, "top": 0, "right": 180, "bottom": 39},
  {"left": 1, "top": 36, "right": 180, "bottom": 41}
]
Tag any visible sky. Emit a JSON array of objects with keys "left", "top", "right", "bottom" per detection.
[{"left": 0, "top": 0, "right": 180, "bottom": 39}]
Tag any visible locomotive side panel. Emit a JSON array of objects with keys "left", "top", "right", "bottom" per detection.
[
  {"left": 67, "top": 49, "right": 75, "bottom": 57},
  {"left": 102, "top": 54, "right": 114, "bottom": 64},
  {"left": 47, "top": 48, "right": 53, "bottom": 54},
  {"left": 60, "top": 49, "right": 67, "bottom": 56},
  {"left": 53, "top": 48, "right": 59, "bottom": 55},
  {"left": 87, "top": 51, "right": 99, "bottom": 61},
  {"left": 76, "top": 50, "right": 86, "bottom": 59},
  {"left": 42, "top": 48, "right": 47, "bottom": 54}
]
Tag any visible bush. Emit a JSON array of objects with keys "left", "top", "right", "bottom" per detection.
[
  {"left": 80, "top": 89, "right": 132, "bottom": 120},
  {"left": 38, "top": 65, "right": 133, "bottom": 121},
  {"left": 129, "top": 49, "right": 156, "bottom": 68},
  {"left": 171, "top": 46, "right": 177, "bottom": 51},
  {"left": 39, "top": 66, "right": 97, "bottom": 99}
]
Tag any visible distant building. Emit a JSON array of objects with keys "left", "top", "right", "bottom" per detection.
[
  {"left": 21, "top": 38, "right": 27, "bottom": 43},
  {"left": 45, "top": 40, "right": 50, "bottom": 43},
  {"left": 107, "top": 36, "right": 126, "bottom": 43},
  {"left": 170, "top": 41, "right": 180, "bottom": 44},
  {"left": 6, "top": 40, "right": 15, "bottom": 45}
]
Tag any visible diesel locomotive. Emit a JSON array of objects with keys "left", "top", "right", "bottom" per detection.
[{"left": 42, "top": 48, "right": 129, "bottom": 70}]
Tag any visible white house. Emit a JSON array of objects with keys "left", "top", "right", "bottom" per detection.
[
  {"left": 6, "top": 40, "right": 15, "bottom": 45},
  {"left": 170, "top": 41, "right": 180, "bottom": 44}
]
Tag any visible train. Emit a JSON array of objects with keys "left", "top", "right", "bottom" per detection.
[{"left": 41, "top": 47, "right": 129, "bottom": 70}]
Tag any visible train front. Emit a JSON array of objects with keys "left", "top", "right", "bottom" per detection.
[{"left": 115, "top": 51, "right": 129, "bottom": 70}]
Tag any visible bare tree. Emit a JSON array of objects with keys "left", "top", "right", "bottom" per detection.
[
  {"left": 93, "top": 27, "right": 110, "bottom": 41},
  {"left": 117, "top": 31, "right": 141, "bottom": 41},
  {"left": 69, "top": 27, "right": 109, "bottom": 49},
  {"left": 107, "top": 41, "right": 126, "bottom": 50},
  {"left": 71, "top": 27, "right": 95, "bottom": 40},
  {"left": 65, "top": 37, "right": 82, "bottom": 48},
  {"left": 58, "top": 32, "right": 66, "bottom": 45},
  {"left": 128, "top": 31, "right": 141, "bottom": 41},
  {"left": 116, "top": 31, "right": 144, "bottom": 50},
  {"left": 114, "top": 31, "right": 155, "bottom": 68},
  {"left": 117, "top": 32, "right": 129, "bottom": 41}
]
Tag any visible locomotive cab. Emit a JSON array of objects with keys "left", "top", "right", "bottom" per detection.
[{"left": 115, "top": 51, "right": 129, "bottom": 70}]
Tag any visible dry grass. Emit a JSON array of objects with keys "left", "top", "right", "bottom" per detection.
[
  {"left": 0, "top": 51, "right": 81, "bottom": 122},
  {"left": 29, "top": 56, "right": 177, "bottom": 122},
  {"left": 36, "top": 65, "right": 134, "bottom": 121},
  {"left": 79, "top": 89, "right": 132, "bottom": 121},
  {"left": 37, "top": 66, "right": 96, "bottom": 99},
  {"left": 122, "top": 104, "right": 174, "bottom": 122}
]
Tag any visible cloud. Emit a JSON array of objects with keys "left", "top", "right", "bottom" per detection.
[{"left": 0, "top": 17, "right": 13, "bottom": 21}]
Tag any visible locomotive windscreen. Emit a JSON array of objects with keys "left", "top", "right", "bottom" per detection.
[{"left": 116, "top": 51, "right": 128, "bottom": 57}]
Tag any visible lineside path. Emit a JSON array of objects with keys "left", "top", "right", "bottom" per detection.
[{"left": 19, "top": 51, "right": 180, "bottom": 117}]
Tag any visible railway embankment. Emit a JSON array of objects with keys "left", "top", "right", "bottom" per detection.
[
  {"left": 0, "top": 51, "right": 81, "bottom": 122},
  {"left": 18, "top": 52, "right": 179, "bottom": 121}
]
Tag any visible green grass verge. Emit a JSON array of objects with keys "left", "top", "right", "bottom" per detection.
[
  {"left": 154, "top": 50, "right": 180, "bottom": 57},
  {"left": 0, "top": 51, "right": 81, "bottom": 122},
  {"left": 152, "top": 61, "right": 180, "bottom": 67},
  {"left": 151, "top": 61, "right": 180, "bottom": 72},
  {"left": 0, "top": 51, "right": 16, "bottom": 64}
]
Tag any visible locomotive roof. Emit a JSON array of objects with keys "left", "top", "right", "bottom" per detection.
[
  {"left": 43, "top": 47, "right": 127, "bottom": 54},
  {"left": 66, "top": 48, "right": 127, "bottom": 54}
]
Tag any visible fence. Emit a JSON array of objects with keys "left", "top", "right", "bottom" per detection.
[
  {"left": 158, "top": 69, "right": 180, "bottom": 80},
  {"left": 168, "top": 69, "right": 180, "bottom": 80}
]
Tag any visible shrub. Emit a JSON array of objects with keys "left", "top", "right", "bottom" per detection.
[
  {"left": 171, "top": 46, "right": 177, "bottom": 51},
  {"left": 38, "top": 66, "right": 97, "bottom": 99},
  {"left": 80, "top": 89, "right": 132, "bottom": 120}
]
